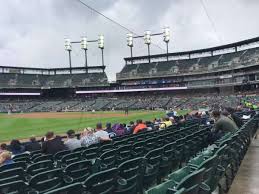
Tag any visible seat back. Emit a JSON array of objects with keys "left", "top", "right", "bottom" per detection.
[
  {"left": 0, "top": 180, "right": 29, "bottom": 194},
  {"left": 43, "top": 182, "right": 84, "bottom": 194},
  {"left": 53, "top": 150, "right": 71, "bottom": 161},
  {"left": 117, "top": 157, "right": 146, "bottom": 193},
  {"left": 175, "top": 168, "right": 205, "bottom": 193},
  {"left": 117, "top": 144, "right": 132, "bottom": 163},
  {"left": 29, "top": 168, "right": 64, "bottom": 193},
  {"left": 64, "top": 160, "right": 92, "bottom": 182},
  {"left": 60, "top": 152, "right": 82, "bottom": 166},
  {"left": 33, "top": 154, "right": 53, "bottom": 163},
  {"left": 0, "top": 167, "right": 25, "bottom": 185},
  {"left": 27, "top": 160, "right": 54, "bottom": 176},
  {"left": 83, "top": 168, "right": 118, "bottom": 194},
  {"left": 0, "top": 161, "right": 26, "bottom": 171},
  {"left": 81, "top": 146, "right": 99, "bottom": 160},
  {"left": 99, "top": 149, "right": 117, "bottom": 170}
]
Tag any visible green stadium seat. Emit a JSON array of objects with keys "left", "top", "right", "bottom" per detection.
[
  {"left": 27, "top": 160, "right": 54, "bottom": 176},
  {"left": 29, "top": 168, "right": 65, "bottom": 193},
  {"left": 159, "top": 142, "right": 179, "bottom": 180},
  {"left": 95, "top": 149, "right": 117, "bottom": 171},
  {"left": 81, "top": 146, "right": 99, "bottom": 161},
  {"left": 0, "top": 161, "right": 27, "bottom": 171},
  {"left": 60, "top": 152, "right": 82, "bottom": 167},
  {"left": 72, "top": 146, "right": 87, "bottom": 153},
  {"left": 53, "top": 150, "right": 71, "bottom": 161},
  {"left": 30, "top": 150, "right": 42, "bottom": 158},
  {"left": 0, "top": 167, "right": 26, "bottom": 185},
  {"left": 115, "top": 157, "right": 146, "bottom": 194},
  {"left": 132, "top": 140, "right": 146, "bottom": 157},
  {"left": 0, "top": 180, "right": 29, "bottom": 194},
  {"left": 117, "top": 144, "right": 132, "bottom": 164},
  {"left": 33, "top": 154, "right": 53, "bottom": 163},
  {"left": 63, "top": 160, "right": 92, "bottom": 182},
  {"left": 143, "top": 148, "right": 163, "bottom": 189},
  {"left": 168, "top": 168, "right": 205, "bottom": 194},
  {"left": 83, "top": 168, "right": 118, "bottom": 194},
  {"left": 13, "top": 153, "right": 31, "bottom": 163},
  {"left": 43, "top": 182, "right": 84, "bottom": 194}
]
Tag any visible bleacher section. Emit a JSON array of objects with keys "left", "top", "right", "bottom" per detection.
[
  {"left": 0, "top": 114, "right": 257, "bottom": 193},
  {"left": 0, "top": 120, "right": 211, "bottom": 193},
  {"left": 0, "top": 94, "right": 244, "bottom": 113},
  {"left": 117, "top": 47, "right": 259, "bottom": 79},
  {"left": 0, "top": 72, "right": 108, "bottom": 88}
]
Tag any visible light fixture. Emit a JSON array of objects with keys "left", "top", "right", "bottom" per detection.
[
  {"left": 127, "top": 33, "right": 133, "bottom": 47},
  {"left": 81, "top": 37, "right": 88, "bottom": 50},
  {"left": 98, "top": 35, "right": 104, "bottom": 49},
  {"left": 163, "top": 26, "right": 170, "bottom": 43},
  {"left": 64, "top": 38, "right": 72, "bottom": 51},
  {"left": 144, "top": 31, "right": 151, "bottom": 45}
]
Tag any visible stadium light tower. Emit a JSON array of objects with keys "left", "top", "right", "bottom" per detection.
[
  {"left": 163, "top": 26, "right": 170, "bottom": 61},
  {"left": 127, "top": 33, "right": 134, "bottom": 65},
  {"left": 64, "top": 38, "right": 72, "bottom": 74},
  {"left": 98, "top": 35, "right": 105, "bottom": 68},
  {"left": 81, "top": 37, "right": 88, "bottom": 73},
  {"left": 144, "top": 31, "right": 151, "bottom": 63}
]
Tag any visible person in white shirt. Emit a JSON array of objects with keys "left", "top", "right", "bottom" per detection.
[
  {"left": 94, "top": 123, "right": 111, "bottom": 142},
  {"left": 64, "top": 129, "right": 81, "bottom": 150}
]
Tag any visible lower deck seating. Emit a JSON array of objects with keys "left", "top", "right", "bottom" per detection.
[{"left": 0, "top": 120, "right": 213, "bottom": 193}]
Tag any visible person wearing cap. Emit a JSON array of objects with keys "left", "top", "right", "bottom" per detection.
[
  {"left": 65, "top": 129, "right": 81, "bottom": 151},
  {"left": 80, "top": 127, "right": 99, "bottom": 147}
]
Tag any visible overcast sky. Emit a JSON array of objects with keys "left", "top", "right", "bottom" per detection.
[{"left": 0, "top": 0, "right": 259, "bottom": 80}]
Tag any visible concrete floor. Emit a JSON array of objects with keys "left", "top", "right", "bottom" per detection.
[{"left": 228, "top": 138, "right": 259, "bottom": 194}]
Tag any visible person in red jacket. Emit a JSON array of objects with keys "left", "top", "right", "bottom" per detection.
[{"left": 133, "top": 120, "right": 147, "bottom": 134}]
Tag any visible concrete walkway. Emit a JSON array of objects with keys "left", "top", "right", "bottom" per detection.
[{"left": 228, "top": 138, "right": 259, "bottom": 194}]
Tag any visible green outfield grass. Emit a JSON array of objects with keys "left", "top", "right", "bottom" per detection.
[{"left": 0, "top": 110, "right": 189, "bottom": 142}]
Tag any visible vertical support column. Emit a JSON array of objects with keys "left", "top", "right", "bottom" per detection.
[{"left": 68, "top": 50, "right": 72, "bottom": 74}]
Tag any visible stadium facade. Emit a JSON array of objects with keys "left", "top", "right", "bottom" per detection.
[{"left": 0, "top": 37, "right": 259, "bottom": 112}]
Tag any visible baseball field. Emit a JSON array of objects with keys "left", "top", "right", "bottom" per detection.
[
  {"left": 0, "top": 110, "right": 189, "bottom": 142},
  {"left": 0, "top": 110, "right": 161, "bottom": 142}
]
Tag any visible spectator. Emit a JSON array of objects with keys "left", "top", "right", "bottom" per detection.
[
  {"left": 65, "top": 129, "right": 81, "bottom": 151},
  {"left": 225, "top": 107, "right": 243, "bottom": 128},
  {"left": 133, "top": 120, "right": 147, "bottom": 134},
  {"left": 10, "top": 139, "right": 25, "bottom": 155},
  {"left": 25, "top": 136, "right": 41, "bottom": 152},
  {"left": 0, "top": 143, "right": 8, "bottom": 154},
  {"left": 159, "top": 117, "right": 173, "bottom": 129},
  {"left": 42, "top": 131, "right": 66, "bottom": 155},
  {"left": 0, "top": 151, "right": 14, "bottom": 166},
  {"left": 212, "top": 110, "right": 239, "bottom": 135},
  {"left": 94, "top": 123, "right": 111, "bottom": 141},
  {"left": 112, "top": 123, "right": 125, "bottom": 136},
  {"left": 81, "top": 127, "right": 99, "bottom": 147},
  {"left": 105, "top": 123, "right": 113, "bottom": 133},
  {"left": 125, "top": 121, "right": 135, "bottom": 134}
]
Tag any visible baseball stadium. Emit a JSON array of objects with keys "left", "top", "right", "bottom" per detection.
[{"left": 0, "top": 1, "right": 258, "bottom": 194}]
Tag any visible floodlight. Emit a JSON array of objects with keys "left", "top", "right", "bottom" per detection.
[
  {"left": 163, "top": 26, "right": 170, "bottom": 43},
  {"left": 144, "top": 31, "right": 151, "bottom": 45},
  {"left": 64, "top": 38, "right": 72, "bottom": 51},
  {"left": 127, "top": 33, "right": 133, "bottom": 47},
  {"left": 98, "top": 35, "right": 104, "bottom": 49},
  {"left": 81, "top": 37, "right": 88, "bottom": 50}
]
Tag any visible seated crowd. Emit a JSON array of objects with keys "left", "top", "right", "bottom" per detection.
[{"left": 0, "top": 106, "right": 249, "bottom": 167}]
